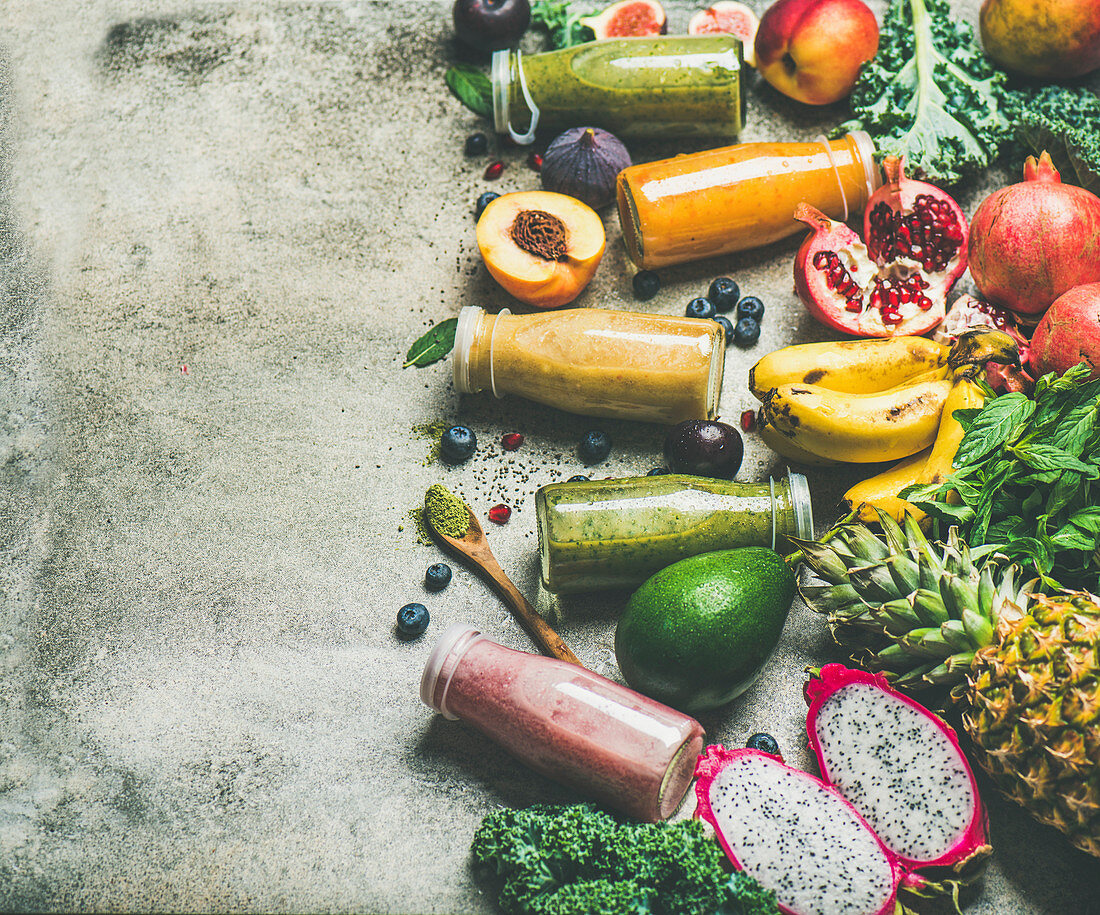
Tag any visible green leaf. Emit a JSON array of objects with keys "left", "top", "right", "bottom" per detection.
[
  {"left": 955, "top": 393, "right": 1034, "bottom": 466},
  {"left": 403, "top": 317, "right": 458, "bottom": 368},
  {"left": 1011, "top": 443, "right": 1097, "bottom": 475},
  {"left": 531, "top": 1, "right": 595, "bottom": 50},
  {"left": 1069, "top": 507, "right": 1100, "bottom": 536},
  {"left": 1050, "top": 525, "right": 1096, "bottom": 552},
  {"left": 445, "top": 65, "right": 492, "bottom": 118}
]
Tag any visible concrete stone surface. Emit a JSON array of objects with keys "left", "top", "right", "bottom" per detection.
[{"left": 1, "top": 1, "right": 1098, "bottom": 912}]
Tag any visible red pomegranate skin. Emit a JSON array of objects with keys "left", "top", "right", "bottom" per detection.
[
  {"left": 1029, "top": 282, "right": 1100, "bottom": 379},
  {"left": 968, "top": 152, "right": 1100, "bottom": 321}
]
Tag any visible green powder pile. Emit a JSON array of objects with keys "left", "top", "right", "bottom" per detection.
[{"left": 424, "top": 484, "right": 470, "bottom": 538}]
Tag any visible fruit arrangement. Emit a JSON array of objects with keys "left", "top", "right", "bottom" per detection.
[{"left": 406, "top": 2, "right": 1100, "bottom": 912}]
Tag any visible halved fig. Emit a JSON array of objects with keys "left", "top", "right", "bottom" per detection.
[
  {"left": 688, "top": 1, "right": 759, "bottom": 66},
  {"left": 581, "top": 0, "right": 667, "bottom": 39},
  {"left": 476, "top": 191, "right": 606, "bottom": 309}
]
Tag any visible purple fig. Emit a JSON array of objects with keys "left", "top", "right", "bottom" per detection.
[{"left": 540, "top": 127, "right": 632, "bottom": 210}]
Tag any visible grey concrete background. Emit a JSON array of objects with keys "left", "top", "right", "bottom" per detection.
[{"left": 1, "top": 1, "right": 1098, "bottom": 912}]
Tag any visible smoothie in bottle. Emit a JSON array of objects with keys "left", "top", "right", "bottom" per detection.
[
  {"left": 452, "top": 305, "right": 725, "bottom": 424},
  {"left": 421, "top": 624, "right": 705, "bottom": 821}
]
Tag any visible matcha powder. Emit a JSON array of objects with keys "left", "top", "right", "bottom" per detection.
[{"left": 424, "top": 484, "right": 470, "bottom": 538}]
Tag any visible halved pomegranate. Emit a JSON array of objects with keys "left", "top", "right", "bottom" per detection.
[
  {"left": 581, "top": 0, "right": 667, "bottom": 39},
  {"left": 935, "top": 294, "right": 1034, "bottom": 393},
  {"left": 793, "top": 157, "right": 967, "bottom": 338},
  {"left": 688, "top": 2, "right": 759, "bottom": 66}
]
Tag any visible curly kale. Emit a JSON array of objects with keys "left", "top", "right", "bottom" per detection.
[
  {"left": 470, "top": 804, "right": 778, "bottom": 915},
  {"left": 1005, "top": 85, "right": 1100, "bottom": 195},
  {"left": 837, "top": 0, "right": 1012, "bottom": 185}
]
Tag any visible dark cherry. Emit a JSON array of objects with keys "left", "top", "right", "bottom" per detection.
[
  {"left": 663, "top": 420, "right": 743, "bottom": 479},
  {"left": 453, "top": 0, "right": 531, "bottom": 53}
]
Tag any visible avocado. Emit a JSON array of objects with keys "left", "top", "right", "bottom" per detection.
[{"left": 615, "top": 547, "right": 795, "bottom": 713}]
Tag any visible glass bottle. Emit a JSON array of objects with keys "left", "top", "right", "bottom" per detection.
[
  {"left": 535, "top": 472, "right": 813, "bottom": 593},
  {"left": 616, "top": 132, "right": 881, "bottom": 268},
  {"left": 452, "top": 306, "right": 725, "bottom": 425},
  {"left": 421, "top": 624, "right": 706, "bottom": 822},
  {"left": 491, "top": 37, "right": 744, "bottom": 143}
]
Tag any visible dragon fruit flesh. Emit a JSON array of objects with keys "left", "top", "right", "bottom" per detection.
[{"left": 695, "top": 665, "right": 991, "bottom": 915}]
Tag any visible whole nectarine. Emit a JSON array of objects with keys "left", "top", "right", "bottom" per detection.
[
  {"left": 476, "top": 191, "right": 605, "bottom": 309},
  {"left": 981, "top": 0, "right": 1100, "bottom": 78},
  {"left": 754, "top": 0, "right": 879, "bottom": 105}
]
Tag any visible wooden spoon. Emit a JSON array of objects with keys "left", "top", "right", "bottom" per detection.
[{"left": 428, "top": 506, "right": 582, "bottom": 666}]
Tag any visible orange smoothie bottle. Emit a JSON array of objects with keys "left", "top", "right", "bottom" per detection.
[
  {"left": 616, "top": 131, "right": 881, "bottom": 269},
  {"left": 452, "top": 305, "right": 724, "bottom": 424}
]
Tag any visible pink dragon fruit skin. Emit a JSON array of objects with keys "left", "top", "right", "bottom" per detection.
[
  {"left": 694, "top": 746, "right": 902, "bottom": 915},
  {"left": 695, "top": 665, "right": 991, "bottom": 915},
  {"left": 805, "top": 664, "right": 990, "bottom": 874}
]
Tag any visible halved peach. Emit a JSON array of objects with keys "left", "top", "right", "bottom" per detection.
[{"left": 476, "top": 191, "right": 606, "bottom": 309}]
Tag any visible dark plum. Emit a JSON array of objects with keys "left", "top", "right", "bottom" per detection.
[
  {"left": 663, "top": 420, "right": 743, "bottom": 479},
  {"left": 453, "top": 0, "right": 531, "bottom": 52}
]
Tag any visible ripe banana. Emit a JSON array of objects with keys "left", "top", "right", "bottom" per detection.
[
  {"left": 749, "top": 336, "right": 948, "bottom": 399},
  {"left": 841, "top": 375, "right": 987, "bottom": 523},
  {"left": 916, "top": 375, "right": 986, "bottom": 486},
  {"left": 761, "top": 378, "right": 952, "bottom": 463},
  {"left": 757, "top": 420, "right": 838, "bottom": 466},
  {"left": 844, "top": 447, "right": 931, "bottom": 524}
]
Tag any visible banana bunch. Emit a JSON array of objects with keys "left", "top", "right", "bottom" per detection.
[{"left": 750, "top": 331, "right": 1017, "bottom": 519}]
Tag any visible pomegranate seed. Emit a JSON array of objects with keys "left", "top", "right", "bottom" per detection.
[
  {"left": 888, "top": 290, "right": 900, "bottom": 307},
  {"left": 488, "top": 503, "right": 511, "bottom": 524},
  {"left": 484, "top": 161, "right": 504, "bottom": 180},
  {"left": 741, "top": 409, "right": 756, "bottom": 432},
  {"left": 813, "top": 251, "right": 830, "bottom": 268},
  {"left": 882, "top": 310, "right": 903, "bottom": 326},
  {"left": 527, "top": 152, "right": 543, "bottom": 172},
  {"left": 918, "top": 296, "right": 933, "bottom": 311},
  {"left": 846, "top": 299, "right": 862, "bottom": 313},
  {"left": 501, "top": 432, "right": 524, "bottom": 451}
]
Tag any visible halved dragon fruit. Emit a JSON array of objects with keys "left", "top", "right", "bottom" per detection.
[{"left": 695, "top": 665, "right": 991, "bottom": 915}]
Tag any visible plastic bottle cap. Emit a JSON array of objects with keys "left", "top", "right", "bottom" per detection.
[
  {"left": 788, "top": 470, "right": 814, "bottom": 540},
  {"left": 452, "top": 305, "right": 483, "bottom": 394},
  {"left": 419, "top": 622, "right": 487, "bottom": 719}
]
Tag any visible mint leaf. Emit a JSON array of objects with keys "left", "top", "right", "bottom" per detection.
[
  {"left": 955, "top": 393, "right": 1034, "bottom": 466},
  {"left": 1011, "top": 443, "right": 1097, "bottom": 475},
  {"left": 445, "top": 65, "right": 492, "bottom": 118},
  {"left": 404, "top": 317, "right": 458, "bottom": 368}
]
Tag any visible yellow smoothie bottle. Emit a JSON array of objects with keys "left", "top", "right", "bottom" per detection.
[{"left": 452, "top": 305, "right": 724, "bottom": 425}]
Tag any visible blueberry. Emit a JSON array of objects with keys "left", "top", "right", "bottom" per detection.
[
  {"left": 578, "top": 430, "right": 611, "bottom": 464},
  {"left": 475, "top": 191, "right": 500, "bottom": 220},
  {"left": 424, "top": 563, "right": 452, "bottom": 592},
  {"left": 647, "top": 466, "right": 670, "bottom": 476},
  {"left": 685, "top": 297, "right": 716, "bottom": 320},
  {"left": 632, "top": 270, "right": 661, "bottom": 301},
  {"left": 736, "top": 295, "right": 765, "bottom": 321},
  {"left": 567, "top": 474, "right": 590, "bottom": 483},
  {"left": 734, "top": 317, "right": 761, "bottom": 347},
  {"left": 464, "top": 132, "right": 489, "bottom": 157},
  {"left": 714, "top": 315, "right": 734, "bottom": 344},
  {"left": 440, "top": 425, "right": 477, "bottom": 464},
  {"left": 397, "top": 603, "right": 430, "bottom": 638},
  {"left": 746, "top": 733, "right": 781, "bottom": 756},
  {"left": 708, "top": 277, "right": 740, "bottom": 313}
]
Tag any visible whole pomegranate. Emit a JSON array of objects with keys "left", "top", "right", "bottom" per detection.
[
  {"left": 968, "top": 152, "right": 1100, "bottom": 322},
  {"left": 1029, "top": 282, "right": 1100, "bottom": 380},
  {"left": 793, "top": 157, "right": 967, "bottom": 337}
]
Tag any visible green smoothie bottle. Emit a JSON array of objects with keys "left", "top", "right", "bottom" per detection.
[
  {"left": 491, "top": 37, "right": 744, "bottom": 143},
  {"left": 535, "top": 472, "right": 812, "bottom": 593}
]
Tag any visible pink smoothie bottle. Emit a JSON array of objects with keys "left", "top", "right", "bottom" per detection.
[{"left": 420, "top": 624, "right": 705, "bottom": 821}]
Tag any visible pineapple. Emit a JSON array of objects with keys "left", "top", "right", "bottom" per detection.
[{"left": 797, "top": 509, "right": 1100, "bottom": 858}]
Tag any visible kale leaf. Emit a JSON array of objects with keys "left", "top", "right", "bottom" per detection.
[
  {"left": 1005, "top": 85, "right": 1100, "bottom": 195},
  {"left": 837, "top": 0, "right": 1012, "bottom": 185},
  {"left": 530, "top": 1, "right": 595, "bottom": 50}
]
